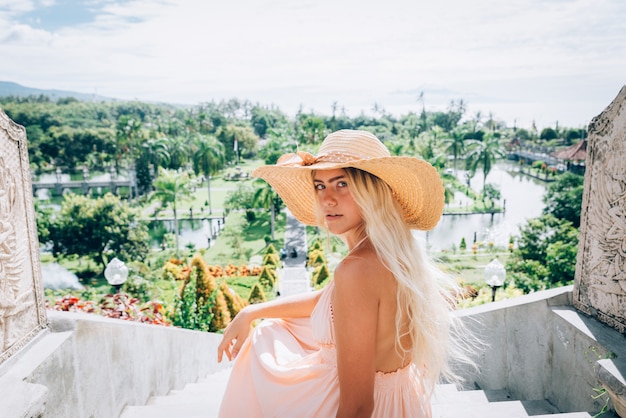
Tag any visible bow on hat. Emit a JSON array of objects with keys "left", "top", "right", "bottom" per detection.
[
  {"left": 276, "top": 150, "right": 371, "bottom": 167},
  {"left": 276, "top": 151, "right": 317, "bottom": 167}
]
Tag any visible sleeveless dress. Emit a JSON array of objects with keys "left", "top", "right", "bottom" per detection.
[{"left": 218, "top": 281, "right": 431, "bottom": 418}]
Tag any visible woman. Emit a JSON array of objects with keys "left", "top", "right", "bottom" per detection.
[{"left": 217, "top": 129, "right": 465, "bottom": 417}]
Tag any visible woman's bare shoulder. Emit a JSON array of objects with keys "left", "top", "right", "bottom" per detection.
[{"left": 334, "top": 247, "right": 388, "bottom": 290}]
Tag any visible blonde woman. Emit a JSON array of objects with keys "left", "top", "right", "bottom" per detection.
[{"left": 218, "top": 130, "right": 468, "bottom": 417}]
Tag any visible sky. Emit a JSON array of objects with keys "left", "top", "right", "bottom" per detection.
[{"left": 0, "top": 0, "right": 624, "bottom": 130}]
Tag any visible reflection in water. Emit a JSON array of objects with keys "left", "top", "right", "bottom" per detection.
[
  {"left": 149, "top": 217, "right": 223, "bottom": 250},
  {"left": 415, "top": 162, "right": 547, "bottom": 251},
  {"left": 151, "top": 163, "right": 547, "bottom": 253}
]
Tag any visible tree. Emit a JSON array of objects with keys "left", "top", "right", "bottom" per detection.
[
  {"left": 540, "top": 127, "right": 558, "bottom": 141},
  {"left": 48, "top": 193, "right": 150, "bottom": 270},
  {"left": 115, "top": 115, "right": 143, "bottom": 167},
  {"left": 253, "top": 179, "right": 282, "bottom": 241},
  {"left": 483, "top": 183, "right": 501, "bottom": 210},
  {"left": 191, "top": 134, "right": 225, "bottom": 214},
  {"left": 297, "top": 114, "right": 326, "bottom": 144},
  {"left": 465, "top": 132, "right": 506, "bottom": 192},
  {"left": 151, "top": 168, "right": 192, "bottom": 257},
  {"left": 542, "top": 172, "right": 584, "bottom": 227},
  {"left": 443, "top": 128, "right": 466, "bottom": 174},
  {"left": 506, "top": 214, "right": 578, "bottom": 292},
  {"left": 224, "top": 183, "right": 256, "bottom": 215},
  {"left": 216, "top": 125, "right": 259, "bottom": 162},
  {"left": 164, "top": 135, "right": 189, "bottom": 170}
]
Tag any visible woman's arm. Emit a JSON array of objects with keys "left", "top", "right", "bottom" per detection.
[
  {"left": 332, "top": 257, "right": 380, "bottom": 418},
  {"left": 217, "top": 289, "right": 323, "bottom": 362}
]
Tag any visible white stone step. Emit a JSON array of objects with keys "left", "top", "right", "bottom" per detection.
[
  {"left": 432, "top": 388, "right": 490, "bottom": 404},
  {"left": 120, "top": 368, "right": 598, "bottom": 418},
  {"left": 120, "top": 368, "right": 231, "bottom": 418},
  {"left": 432, "top": 399, "right": 529, "bottom": 417}
]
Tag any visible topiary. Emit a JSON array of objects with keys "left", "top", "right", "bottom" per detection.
[{"left": 248, "top": 282, "right": 267, "bottom": 304}]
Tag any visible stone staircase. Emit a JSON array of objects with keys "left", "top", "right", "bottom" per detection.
[
  {"left": 279, "top": 266, "right": 312, "bottom": 297},
  {"left": 120, "top": 368, "right": 605, "bottom": 418}
]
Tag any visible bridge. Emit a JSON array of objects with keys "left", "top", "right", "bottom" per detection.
[
  {"left": 31, "top": 166, "right": 135, "bottom": 197},
  {"left": 507, "top": 147, "right": 559, "bottom": 166}
]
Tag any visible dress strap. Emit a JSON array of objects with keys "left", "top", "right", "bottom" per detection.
[{"left": 348, "top": 236, "right": 368, "bottom": 254}]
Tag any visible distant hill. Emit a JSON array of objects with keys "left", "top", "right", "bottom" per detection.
[{"left": 0, "top": 80, "right": 113, "bottom": 102}]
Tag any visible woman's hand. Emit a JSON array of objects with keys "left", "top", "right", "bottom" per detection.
[{"left": 217, "top": 309, "right": 252, "bottom": 362}]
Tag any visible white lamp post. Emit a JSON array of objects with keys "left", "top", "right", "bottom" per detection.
[
  {"left": 104, "top": 257, "right": 129, "bottom": 293},
  {"left": 484, "top": 258, "right": 506, "bottom": 302}
]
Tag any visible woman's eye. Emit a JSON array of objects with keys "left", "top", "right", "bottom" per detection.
[
  {"left": 314, "top": 183, "right": 325, "bottom": 190},
  {"left": 337, "top": 181, "right": 348, "bottom": 188}
]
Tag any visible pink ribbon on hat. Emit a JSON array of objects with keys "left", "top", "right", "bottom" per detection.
[
  {"left": 276, "top": 151, "right": 368, "bottom": 167},
  {"left": 276, "top": 151, "right": 317, "bottom": 167}
]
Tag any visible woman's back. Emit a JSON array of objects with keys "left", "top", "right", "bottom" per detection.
[{"left": 334, "top": 244, "right": 412, "bottom": 374}]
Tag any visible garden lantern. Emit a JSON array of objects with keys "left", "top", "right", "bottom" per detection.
[
  {"left": 484, "top": 258, "right": 506, "bottom": 302},
  {"left": 105, "top": 257, "right": 129, "bottom": 293}
]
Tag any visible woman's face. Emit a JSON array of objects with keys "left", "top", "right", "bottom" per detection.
[{"left": 313, "top": 168, "right": 363, "bottom": 241}]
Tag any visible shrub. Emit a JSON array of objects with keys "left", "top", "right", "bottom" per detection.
[
  {"left": 307, "top": 250, "right": 326, "bottom": 268},
  {"left": 219, "top": 280, "right": 248, "bottom": 320},
  {"left": 173, "top": 254, "right": 231, "bottom": 332},
  {"left": 265, "top": 243, "right": 277, "bottom": 254},
  {"left": 122, "top": 274, "right": 155, "bottom": 303},
  {"left": 248, "top": 282, "right": 267, "bottom": 304},
  {"left": 258, "top": 265, "right": 276, "bottom": 290},
  {"left": 312, "top": 264, "right": 330, "bottom": 287},
  {"left": 262, "top": 252, "right": 280, "bottom": 268}
]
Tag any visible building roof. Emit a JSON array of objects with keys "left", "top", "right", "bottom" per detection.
[{"left": 551, "top": 140, "right": 587, "bottom": 161}]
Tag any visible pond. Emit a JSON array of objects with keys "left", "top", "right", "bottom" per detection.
[
  {"left": 414, "top": 162, "right": 547, "bottom": 251},
  {"left": 161, "top": 161, "right": 547, "bottom": 253},
  {"left": 149, "top": 217, "right": 225, "bottom": 251}
]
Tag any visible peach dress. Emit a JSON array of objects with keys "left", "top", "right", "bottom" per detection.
[{"left": 218, "top": 281, "right": 431, "bottom": 418}]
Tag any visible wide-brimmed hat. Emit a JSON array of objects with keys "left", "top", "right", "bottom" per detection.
[{"left": 252, "top": 129, "right": 444, "bottom": 231}]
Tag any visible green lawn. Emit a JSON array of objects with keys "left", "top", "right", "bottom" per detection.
[{"left": 205, "top": 210, "right": 287, "bottom": 266}]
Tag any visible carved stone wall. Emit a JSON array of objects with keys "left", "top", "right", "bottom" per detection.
[
  {"left": 573, "top": 86, "right": 626, "bottom": 333},
  {"left": 0, "top": 108, "right": 47, "bottom": 364}
]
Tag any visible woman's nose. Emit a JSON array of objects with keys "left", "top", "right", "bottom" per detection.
[{"left": 323, "top": 191, "right": 337, "bottom": 206}]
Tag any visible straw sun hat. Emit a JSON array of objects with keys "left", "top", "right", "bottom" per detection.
[{"left": 252, "top": 129, "right": 444, "bottom": 231}]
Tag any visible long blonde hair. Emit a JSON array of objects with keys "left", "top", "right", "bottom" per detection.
[{"left": 319, "top": 167, "right": 474, "bottom": 395}]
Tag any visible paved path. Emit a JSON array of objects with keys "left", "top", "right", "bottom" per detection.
[
  {"left": 278, "top": 209, "right": 311, "bottom": 296},
  {"left": 282, "top": 209, "right": 308, "bottom": 267}
]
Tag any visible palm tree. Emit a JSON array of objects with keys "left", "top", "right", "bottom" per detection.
[
  {"left": 141, "top": 137, "right": 170, "bottom": 171},
  {"left": 115, "top": 116, "right": 143, "bottom": 165},
  {"left": 116, "top": 116, "right": 143, "bottom": 200},
  {"left": 465, "top": 132, "right": 506, "bottom": 193},
  {"left": 151, "top": 168, "right": 191, "bottom": 258},
  {"left": 164, "top": 136, "right": 189, "bottom": 170},
  {"left": 191, "top": 135, "right": 225, "bottom": 214},
  {"left": 443, "top": 128, "right": 467, "bottom": 174},
  {"left": 253, "top": 180, "right": 281, "bottom": 241}
]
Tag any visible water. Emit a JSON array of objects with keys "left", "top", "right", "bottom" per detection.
[
  {"left": 162, "top": 162, "right": 546, "bottom": 253},
  {"left": 40, "top": 162, "right": 546, "bottom": 253},
  {"left": 415, "top": 162, "right": 547, "bottom": 251},
  {"left": 149, "top": 217, "right": 224, "bottom": 250}
]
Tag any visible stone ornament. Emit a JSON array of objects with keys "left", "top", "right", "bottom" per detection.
[
  {"left": 574, "top": 85, "right": 626, "bottom": 333},
  {"left": 0, "top": 108, "right": 47, "bottom": 364}
]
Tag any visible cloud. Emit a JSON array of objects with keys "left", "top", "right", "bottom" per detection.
[{"left": 0, "top": 0, "right": 624, "bottom": 129}]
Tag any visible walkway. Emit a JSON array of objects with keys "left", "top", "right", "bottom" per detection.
[{"left": 278, "top": 209, "right": 311, "bottom": 296}]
